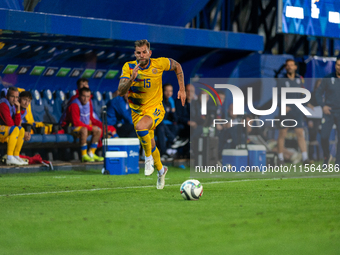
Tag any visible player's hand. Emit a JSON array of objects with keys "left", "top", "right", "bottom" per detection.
[
  {"left": 14, "top": 101, "right": 20, "bottom": 112},
  {"left": 286, "top": 106, "right": 291, "bottom": 113},
  {"left": 131, "top": 63, "right": 140, "bottom": 81},
  {"left": 307, "top": 103, "right": 314, "bottom": 110},
  {"left": 188, "top": 121, "right": 197, "bottom": 129},
  {"left": 24, "top": 132, "right": 31, "bottom": 141},
  {"left": 323, "top": 105, "right": 332, "bottom": 115},
  {"left": 178, "top": 89, "right": 186, "bottom": 106},
  {"left": 308, "top": 120, "right": 314, "bottom": 129}
]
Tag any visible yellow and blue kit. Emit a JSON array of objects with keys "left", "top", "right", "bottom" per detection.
[{"left": 120, "top": 57, "right": 171, "bottom": 129}]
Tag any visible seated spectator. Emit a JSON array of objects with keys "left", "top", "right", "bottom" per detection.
[
  {"left": 221, "top": 112, "right": 252, "bottom": 150},
  {"left": 214, "top": 104, "right": 257, "bottom": 160},
  {"left": 19, "top": 91, "right": 32, "bottom": 141},
  {"left": 61, "top": 78, "right": 91, "bottom": 122},
  {"left": 208, "top": 91, "right": 227, "bottom": 136},
  {"left": 306, "top": 79, "right": 322, "bottom": 161},
  {"left": 61, "top": 87, "right": 104, "bottom": 162},
  {"left": 0, "top": 87, "right": 28, "bottom": 165},
  {"left": 156, "top": 83, "right": 187, "bottom": 160},
  {"left": 175, "top": 84, "right": 200, "bottom": 158},
  {"left": 190, "top": 89, "right": 209, "bottom": 137},
  {"left": 106, "top": 92, "right": 136, "bottom": 138},
  {"left": 60, "top": 78, "right": 117, "bottom": 139},
  {"left": 1, "top": 87, "right": 46, "bottom": 134}
]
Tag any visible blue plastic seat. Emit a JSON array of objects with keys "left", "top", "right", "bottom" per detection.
[
  {"left": 53, "top": 90, "right": 66, "bottom": 123},
  {"left": 92, "top": 91, "right": 104, "bottom": 120},
  {"left": 41, "top": 89, "right": 58, "bottom": 124},
  {"left": 30, "top": 89, "right": 44, "bottom": 122},
  {"left": 42, "top": 134, "right": 57, "bottom": 143},
  {"left": 25, "top": 134, "right": 43, "bottom": 144},
  {"left": 55, "top": 134, "right": 74, "bottom": 143},
  {"left": 67, "top": 90, "right": 77, "bottom": 99},
  {"left": 103, "top": 91, "right": 113, "bottom": 104}
]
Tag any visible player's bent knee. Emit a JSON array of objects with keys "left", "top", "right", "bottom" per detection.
[
  {"left": 135, "top": 116, "right": 153, "bottom": 131},
  {"left": 9, "top": 126, "right": 19, "bottom": 136},
  {"left": 92, "top": 126, "right": 101, "bottom": 135},
  {"left": 295, "top": 129, "right": 304, "bottom": 137},
  {"left": 17, "top": 127, "right": 25, "bottom": 139},
  {"left": 80, "top": 127, "right": 88, "bottom": 134},
  {"left": 135, "top": 123, "right": 144, "bottom": 131}
]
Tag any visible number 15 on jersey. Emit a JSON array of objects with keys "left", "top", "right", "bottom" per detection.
[{"left": 144, "top": 78, "right": 151, "bottom": 88}]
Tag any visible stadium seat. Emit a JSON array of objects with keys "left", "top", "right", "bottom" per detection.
[
  {"left": 41, "top": 89, "right": 58, "bottom": 124},
  {"left": 103, "top": 91, "right": 113, "bottom": 104},
  {"left": 30, "top": 89, "right": 45, "bottom": 122},
  {"left": 67, "top": 90, "right": 77, "bottom": 99},
  {"left": 92, "top": 91, "right": 104, "bottom": 120},
  {"left": 53, "top": 90, "right": 66, "bottom": 123},
  {"left": 25, "top": 134, "right": 43, "bottom": 144},
  {"left": 60, "top": 90, "right": 77, "bottom": 114},
  {"left": 42, "top": 134, "right": 57, "bottom": 143}
]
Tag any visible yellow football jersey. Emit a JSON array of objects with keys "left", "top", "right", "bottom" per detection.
[{"left": 120, "top": 57, "right": 171, "bottom": 114}]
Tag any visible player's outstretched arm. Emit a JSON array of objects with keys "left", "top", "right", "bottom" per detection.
[
  {"left": 169, "top": 58, "right": 186, "bottom": 106},
  {"left": 118, "top": 64, "right": 140, "bottom": 96},
  {"left": 118, "top": 78, "right": 132, "bottom": 96}
]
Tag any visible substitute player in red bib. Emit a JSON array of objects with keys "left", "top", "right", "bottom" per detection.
[{"left": 118, "top": 39, "right": 186, "bottom": 189}]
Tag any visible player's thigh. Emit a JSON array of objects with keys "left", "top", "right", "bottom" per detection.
[
  {"left": 132, "top": 106, "right": 165, "bottom": 131},
  {"left": 145, "top": 104, "right": 165, "bottom": 130},
  {"left": 0, "top": 125, "right": 11, "bottom": 142},
  {"left": 278, "top": 127, "right": 288, "bottom": 138},
  {"left": 131, "top": 111, "right": 140, "bottom": 127},
  {"left": 294, "top": 127, "right": 305, "bottom": 137},
  {"left": 71, "top": 126, "right": 88, "bottom": 136},
  {"left": 91, "top": 126, "right": 102, "bottom": 135}
]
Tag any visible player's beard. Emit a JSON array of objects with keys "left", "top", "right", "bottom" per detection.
[
  {"left": 287, "top": 70, "right": 294, "bottom": 75},
  {"left": 139, "top": 58, "right": 149, "bottom": 67}
]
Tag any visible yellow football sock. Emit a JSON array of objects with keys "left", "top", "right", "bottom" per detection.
[
  {"left": 136, "top": 129, "right": 152, "bottom": 157},
  {"left": 7, "top": 126, "right": 19, "bottom": 156},
  {"left": 81, "top": 144, "right": 87, "bottom": 156},
  {"left": 13, "top": 127, "right": 25, "bottom": 156},
  {"left": 151, "top": 146, "right": 163, "bottom": 171},
  {"left": 89, "top": 143, "right": 98, "bottom": 155}
]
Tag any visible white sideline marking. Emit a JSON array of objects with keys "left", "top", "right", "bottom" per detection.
[
  {"left": 0, "top": 179, "right": 264, "bottom": 197},
  {"left": 0, "top": 176, "right": 337, "bottom": 197}
]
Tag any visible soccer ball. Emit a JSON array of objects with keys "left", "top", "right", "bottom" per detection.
[{"left": 180, "top": 179, "right": 203, "bottom": 200}]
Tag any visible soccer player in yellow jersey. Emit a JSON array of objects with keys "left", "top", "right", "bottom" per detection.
[{"left": 118, "top": 39, "right": 186, "bottom": 189}]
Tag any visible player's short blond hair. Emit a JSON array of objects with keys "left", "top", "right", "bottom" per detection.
[{"left": 135, "top": 39, "right": 150, "bottom": 49}]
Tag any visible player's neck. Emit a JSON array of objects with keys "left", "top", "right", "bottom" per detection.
[
  {"left": 336, "top": 72, "right": 340, "bottom": 78},
  {"left": 287, "top": 72, "right": 295, "bottom": 79}
]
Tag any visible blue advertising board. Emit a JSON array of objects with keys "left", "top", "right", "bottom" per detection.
[{"left": 278, "top": 0, "right": 340, "bottom": 38}]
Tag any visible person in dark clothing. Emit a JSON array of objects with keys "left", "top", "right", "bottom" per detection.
[
  {"left": 316, "top": 58, "right": 340, "bottom": 166},
  {"left": 276, "top": 59, "right": 311, "bottom": 165},
  {"left": 306, "top": 79, "right": 322, "bottom": 161},
  {"left": 19, "top": 91, "right": 32, "bottom": 142},
  {"left": 106, "top": 92, "right": 136, "bottom": 138},
  {"left": 175, "top": 84, "right": 198, "bottom": 157},
  {"left": 156, "top": 84, "right": 187, "bottom": 160}
]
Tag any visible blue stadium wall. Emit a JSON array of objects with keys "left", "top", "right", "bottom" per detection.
[{"left": 0, "top": 6, "right": 263, "bottom": 95}]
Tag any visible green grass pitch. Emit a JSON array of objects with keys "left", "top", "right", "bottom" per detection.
[{"left": 0, "top": 167, "right": 339, "bottom": 255}]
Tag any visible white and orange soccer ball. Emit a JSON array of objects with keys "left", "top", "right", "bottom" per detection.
[{"left": 180, "top": 179, "right": 203, "bottom": 200}]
